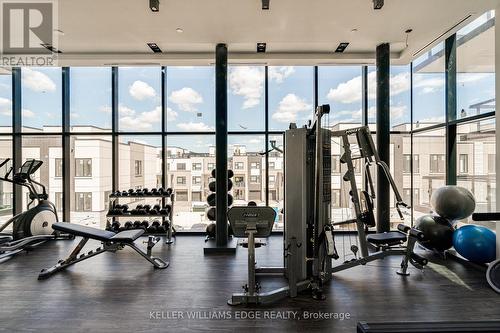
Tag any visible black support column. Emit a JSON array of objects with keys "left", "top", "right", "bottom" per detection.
[
  {"left": 62, "top": 67, "right": 71, "bottom": 222},
  {"left": 111, "top": 67, "right": 119, "bottom": 192},
  {"left": 12, "top": 67, "right": 22, "bottom": 216},
  {"left": 204, "top": 43, "right": 235, "bottom": 254},
  {"left": 445, "top": 35, "right": 457, "bottom": 185},
  {"left": 376, "top": 43, "right": 391, "bottom": 233}
]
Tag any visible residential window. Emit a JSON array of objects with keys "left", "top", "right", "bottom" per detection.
[
  {"left": 55, "top": 158, "right": 63, "bottom": 177},
  {"left": 269, "top": 175, "right": 276, "bottom": 183},
  {"left": 430, "top": 154, "right": 445, "bottom": 173},
  {"left": 234, "top": 176, "right": 244, "bottom": 186},
  {"left": 250, "top": 176, "right": 260, "bottom": 183},
  {"left": 177, "top": 163, "right": 186, "bottom": 171},
  {"left": 235, "top": 162, "right": 244, "bottom": 170},
  {"left": 134, "top": 160, "right": 142, "bottom": 176},
  {"left": 413, "top": 155, "right": 420, "bottom": 173},
  {"left": 488, "top": 154, "right": 495, "bottom": 174},
  {"left": 177, "top": 176, "right": 186, "bottom": 185},
  {"left": 192, "top": 163, "right": 202, "bottom": 171},
  {"left": 192, "top": 176, "right": 201, "bottom": 185},
  {"left": 458, "top": 154, "right": 468, "bottom": 174},
  {"left": 75, "top": 158, "right": 92, "bottom": 177},
  {"left": 75, "top": 192, "right": 92, "bottom": 212},
  {"left": 269, "top": 162, "right": 275, "bottom": 169},
  {"left": 192, "top": 191, "right": 202, "bottom": 202},
  {"left": 176, "top": 190, "right": 188, "bottom": 201},
  {"left": 207, "top": 163, "right": 215, "bottom": 171},
  {"left": 250, "top": 162, "right": 260, "bottom": 169}
]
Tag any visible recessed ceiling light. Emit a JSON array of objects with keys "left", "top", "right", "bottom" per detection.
[
  {"left": 176, "top": 28, "right": 183, "bottom": 33},
  {"left": 149, "top": 0, "right": 159, "bottom": 12},
  {"left": 147, "top": 42, "right": 162, "bottom": 53},
  {"left": 262, "top": 0, "right": 270, "bottom": 10}
]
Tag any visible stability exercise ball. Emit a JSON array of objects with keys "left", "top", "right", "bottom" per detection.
[
  {"left": 431, "top": 186, "right": 476, "bottom": 221},
  {"left": 414, "top": 215, "right": 455, "bottom": 252},
  {"left": 453, "top": 225, "right": 496, "bottom": 264}
]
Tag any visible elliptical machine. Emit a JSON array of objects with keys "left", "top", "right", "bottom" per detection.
[{"left": 0, "top": 158, "right": 71, "bottom": 261}]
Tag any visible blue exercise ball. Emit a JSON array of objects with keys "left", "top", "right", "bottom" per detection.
[
  {"left": 431, "top": 186, "right": 476, "bottom": 220},
  {"left": 414, "top": 215, "right": 455, "bottom": 252},
  {"left": 453, "top": 225, "right": 497, "bottom": 264}
]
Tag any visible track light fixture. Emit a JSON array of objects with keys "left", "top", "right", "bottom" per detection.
[
  {"left": 335, "top": 42, "right": 349, "bottom": 53},
  {"left": 150, "top": 0, "right": 159, "bottom": 12},
  {"left": 257, "top": 42, "right": 266, "bottom": 53},
  {"left": 373, "top": 0, "right": 384, "bottom": 10},
  {"left": 147, "top": 42, "right": 162, "bottom": 53},
  {"left": 262, "top": 0, "right": 270, "bottom": 10}
]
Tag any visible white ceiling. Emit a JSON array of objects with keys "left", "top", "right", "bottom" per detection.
[{"left": 11, "top": 0, "right": 500, "bottom": 66}]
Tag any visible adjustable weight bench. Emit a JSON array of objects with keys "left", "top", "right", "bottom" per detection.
[{"left": 38, "top": 223, "right": 168, "bottom": 280}]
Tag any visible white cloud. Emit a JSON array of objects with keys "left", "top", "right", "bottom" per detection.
[
  {"left": 22, "top": 68, "right": 56, "bottom": 93},
  {"left": 0, "top": 97, "right": 11, "bottom": 116},
  {"left": 129, "top": 80, "right": 156, "bottom": 100},
  {"left": 457, "top": 73, "right": 492, "bottom": 84},
  {"left": 0, "top": 97, "right": 33, "bottom": 118},
  {"left": 272, "top": 93, "right": 311, "bottom": 123},
  {"left": 166, "top": 107, "right": 178, "bottom": 121},
  {"left": 333, "top": 105, "right": 405, "bottom": 123},
  {"left": 269, "top": 66, "right": 295, "bottom": 83},
  {"left": 119, "top": 105, "right": 162, "bottom": 130},
  {"left": 169, "top": 87, "right": 203, "bottom": 112},
  {"left": 229, "top": 66, "right": 263, "bottom": 109},
  {"left": 327, "top": 71, "right": 411, "bottom": 104},
  {"left": 176, "top": 122, "right": 214, "bottom": 131},
  {"left": 119, "top": 105, "right": 136, "bottom": 117},
  {"left": 99, "top": 105, "right": 112, "bottom": 114},
  {"left": 413, "top": 75, "right": 444, "bottom": 94},
  {"left": 23, "top": 109, "right": 35, "bottom": 118}
]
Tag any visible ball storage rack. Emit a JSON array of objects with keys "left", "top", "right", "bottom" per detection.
[{"left": 106, "top": 189, "right": 175, "bottom": 244}]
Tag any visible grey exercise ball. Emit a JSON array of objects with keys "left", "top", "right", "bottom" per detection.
[{"left": 431, "top": 186, "right": 476, "bottom": 220}]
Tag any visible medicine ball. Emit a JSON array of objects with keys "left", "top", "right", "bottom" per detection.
[
  {"left": 431, "top": 186, "right": 476, "bottom": 221},
  {"left": 414, "top": 215, "right": 454, "bottom": 252}
]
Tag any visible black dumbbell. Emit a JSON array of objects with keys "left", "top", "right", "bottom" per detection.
[
  {"left": 143, "top": 188, "right": 151, "bottom": 196},
  {"left": 208, "top": 179, "right": 233, "bottom": 192},
  {"left": 157, "top": 224, "right": 166, "bottom": 233},
  {"left": 121, "top": 190, "right": 129, "bottom": 196},
  {"left": 140, "top": 220, "right": 150, "bottom": 229},
  {"left": 124, "top": 221, "right": 133, "bottom": 230},
  {"left": 111, "top": 221, "right": 121, "bottom": 232},
  {"left": 151, "top": 188, "right": 159, "bottom": 196},
  {"left": 135, "top": 189, "right": 144, "bottom": 196},
  {"left": 147, "top": 220, "right": 161, "bottom": 234},
  {"left": 150, "top": 204, "right": 161, "bottom": 215},
  {"left": 207, "top": 193, "right": 233, "bottom": 206},
  {"left": 207, "top": 207, "right": 216, "bottom": 221},
  {"left": 157, "top": 187, "right": 165, "bottom": 195},
  {"left": 133, "top": 220, "right": 142, "bottom": 229},
  {"left": 143, "top": 204, "right": 151, "bottom": 213},
  {"left": 211, "top": 169, "right": 234, "bottom": 178},
  {"left": 160, "top": 205, "right": 172, "bottom": 215},
  {"left": 165, "top": 188, "right": 173, "bottom": 196},
  {"left": 128, "top": 189, "right": 135, "bottom": 196},
  {"left": 248, "top": 201, "right": 257, "bottom": 206}
]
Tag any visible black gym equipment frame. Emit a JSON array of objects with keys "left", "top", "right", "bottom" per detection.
[{"left": 38, "top": 222, "right": 168, "bottom": 279}]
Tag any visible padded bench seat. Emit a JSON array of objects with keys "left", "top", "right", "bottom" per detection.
[
  {"left": 367, "top": 231, "right": 406, "bottom": 246},
  {"left": 52, "top": 222, "right": 144, "bottom": 242}
]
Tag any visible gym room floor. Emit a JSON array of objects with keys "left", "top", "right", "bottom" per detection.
[{"left": 1, "top": 235, "right": 499, "bottom": 333}]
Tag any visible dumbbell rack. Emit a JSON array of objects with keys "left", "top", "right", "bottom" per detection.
[{"left": 106, "top": 192, "right": 176, "bottom": 244}]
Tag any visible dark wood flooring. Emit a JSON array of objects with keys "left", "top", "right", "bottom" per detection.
[{"left": 0, "top": 235, "right": 499, "bottom": 333}]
